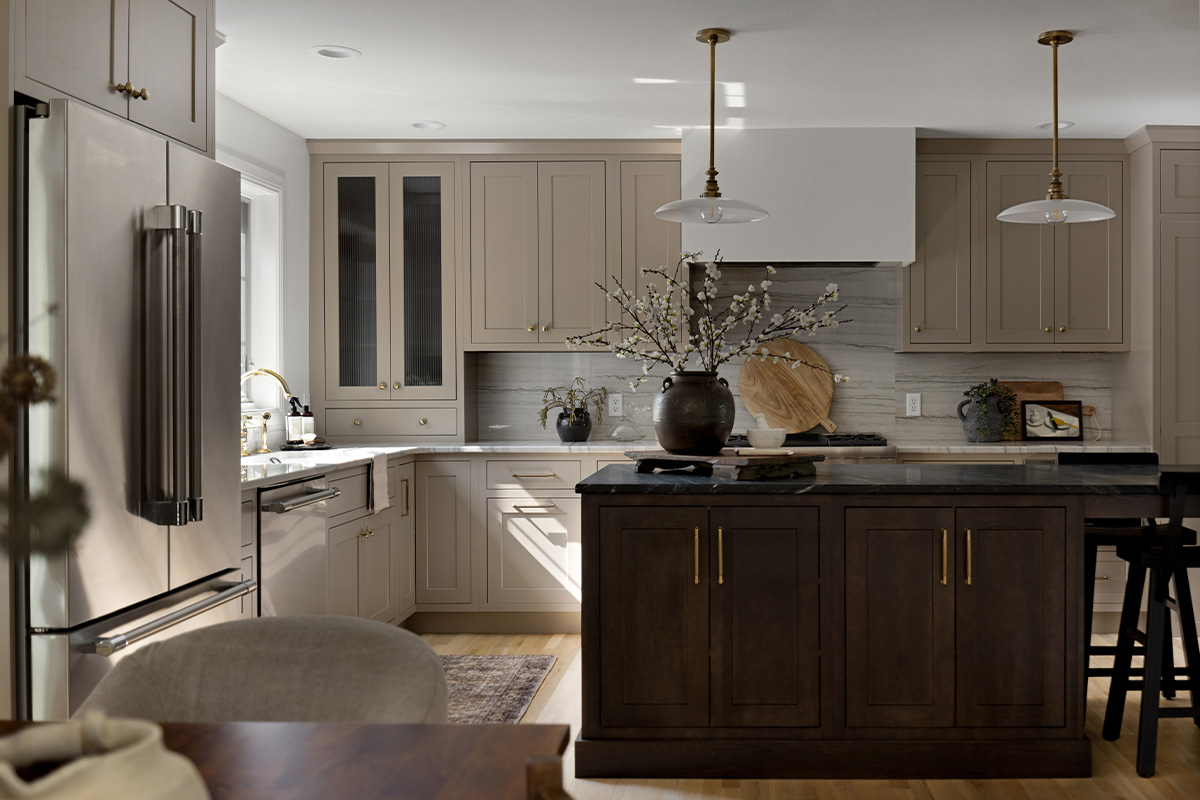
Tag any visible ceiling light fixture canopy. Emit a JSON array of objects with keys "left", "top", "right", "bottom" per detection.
[
  {"left": 654, "top": 28, "right": 768, "bottom": 225},
  {"left": 997, "top": 31, "right": 1114, "bottom": 225}
]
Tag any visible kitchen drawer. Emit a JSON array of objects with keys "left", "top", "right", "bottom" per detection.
[
  {"left": 1093, "top": 546, "right": 1132, "bottom": 612},
  {"left": 328, "top": 470, "right": 369, "bottom": 519},
  {"left": 486, "top": 460, "right": 582, "bottom": 490},
  {"left": 326, "top": 408, "right": 457, "bottom": 437}
]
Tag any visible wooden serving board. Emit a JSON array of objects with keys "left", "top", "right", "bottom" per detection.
[
  {"left": 998, "top": 381, "right": 1063, "bottom": 441},
  {"left": 738, "top": 339, "right": 836, "bottom": 433},
  {"left": 625, "top": 450, "right": 824, "bottom": 481}
]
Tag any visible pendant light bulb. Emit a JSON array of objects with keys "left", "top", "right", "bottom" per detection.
[
  {"left": 654, "top": 29, "right": 769, "bottom": 224},
  {"left": 998, "top": 31, "right": 1115, "bottom": 225}
]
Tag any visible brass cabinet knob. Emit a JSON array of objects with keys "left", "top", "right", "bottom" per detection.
[
  {"left": 418, "top": 418, "right": 428, "bottom": 425},
  {"left": 1058, "top": 326, "right": 1067, "bottom": 332},
  {"left": 1043, "top": 326, "right": 1052, "bottom": 333},
  {"left": 353, "top": 418, "right": 362, "bottom": 426},
  {"left": 393, "top": 382, "right": 400, "bottom": 389},
  {"left": 116, "top": 82, "right": 148, "bottom": 100},
  {"left": 359, "top": 530, "right": 370, "bottom": 539},
  {"left": 541, "top": 324, "right": 549, "bottom": 332},
  {"left": 913, "top": 325, "right": 922, "bottom": 333},
  {"left": 378, "top": 382, "right": 386, "bottom": 390},
  {"left": 527, "top": 325, "right": 535, "bottom": 332}
]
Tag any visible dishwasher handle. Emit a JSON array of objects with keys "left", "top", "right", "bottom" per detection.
[
  {"left": 87, "top": 579, "right": 258, "bottom": 656},
  {"left": 263, "top": 487, "right": 340, "bottom": 514}
]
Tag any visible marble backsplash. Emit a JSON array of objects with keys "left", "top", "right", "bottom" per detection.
[{"left": 475, "top": 266, "right": 1114, "bottom": 444}]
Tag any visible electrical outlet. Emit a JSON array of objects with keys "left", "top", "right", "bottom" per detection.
[
  {"left": 906, "top": 393, "right": 921, "bottom": 417},
  {"left": 608, "top": 393, "right": 623, "bottom": 417}
]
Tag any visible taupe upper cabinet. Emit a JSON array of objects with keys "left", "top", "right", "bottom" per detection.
[
  {"left": 985, "top": 161, "right": 1123, "bottom": 346},
  {"left": 17, "top": 0, "right": 211, "bottom": 152},
  {"left": 906, "top": 162, "right": 972, "bottom": 346},
  {"left": 322, "top": 162, "right": 457, "bottom": 402},
  {"left": 470, "top": 161, "right": 606, "bottom": 345}
]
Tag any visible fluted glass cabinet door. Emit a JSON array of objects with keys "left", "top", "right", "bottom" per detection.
[
  {"left": 323, "top": 163, "right": 391, "bottom": 401},
  {"left": 388, "top": 162, "right": 456, "bottom": 400}
]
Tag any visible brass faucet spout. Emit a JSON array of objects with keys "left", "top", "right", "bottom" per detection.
[{"left": 239, "top": 368, "right": 293, "bottom": 400}]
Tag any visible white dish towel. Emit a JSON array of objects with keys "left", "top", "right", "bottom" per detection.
[{"left": 370, "top": 453, "right": 390, "bottom": 513}]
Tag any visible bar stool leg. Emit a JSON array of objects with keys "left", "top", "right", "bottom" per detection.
[
  {"left": 1171, "top": 566, "right": 1200, "bottom": 728},
  {"left": 1162, "top": 608, "right": 1176, "bottom": 700},
  {"left": 1104, "top": 561, "right": 1147, "bottom": 741},
  {"left": 1135, "top": 566, "right": 1169, "bottom": 778}
]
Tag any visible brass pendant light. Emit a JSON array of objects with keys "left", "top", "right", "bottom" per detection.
[
  {"left": 997, "top": 31, "right": 1115, "bottom": 224},
  {"left": 654, "top": 28, "right": 769, "bottom": 224}
]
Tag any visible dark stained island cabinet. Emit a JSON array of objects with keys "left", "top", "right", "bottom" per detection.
[{"left": 577, "top": 462, "right": 1182, "bottom": 780}]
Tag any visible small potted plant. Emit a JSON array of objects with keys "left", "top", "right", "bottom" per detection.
[
  {"left": 957, "top": 378, "right": 1019, "bottom": 442},
  {"left": 538, "top": 378, "right": 607, "bottom": 443}
]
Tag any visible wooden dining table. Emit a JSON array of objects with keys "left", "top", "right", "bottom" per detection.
[{"left": 0, "top": 720, "right": 572, "bottom": 799}]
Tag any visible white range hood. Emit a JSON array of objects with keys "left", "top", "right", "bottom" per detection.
[{"left": 680, "top": 128, "right": 916, "bottom": 266}]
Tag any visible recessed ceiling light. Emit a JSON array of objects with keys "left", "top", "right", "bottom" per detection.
[
  {"left": 412, "top": 120, "right": 446, "bottom": 130},
  {"left": 1035, "top": 120, "right": 1074, "bottom": 130},
  {"left": 310, "top": 45, "right": 361, "bottom": 59}
]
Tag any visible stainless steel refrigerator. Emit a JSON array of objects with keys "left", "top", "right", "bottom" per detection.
[{"left": 14, "top": 98, "right": 255, "bottom": 719}]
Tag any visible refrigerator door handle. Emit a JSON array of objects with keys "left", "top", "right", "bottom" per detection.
[
  {"left": 142, "top": 204, "right": 192, "bottom": 526},
  {"left": 186, "top": 209, "right": 204, "bottom": 522},
  {"left": 86, "top": 579, "right": 257, "bottom": 656}
]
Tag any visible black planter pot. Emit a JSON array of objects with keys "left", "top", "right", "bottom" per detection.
[
  {"left": 556, "top": 409, "right": 593, "bottom": 443},
  {"left": 652, "top": 371, "right": 735, "bottom": 455}
]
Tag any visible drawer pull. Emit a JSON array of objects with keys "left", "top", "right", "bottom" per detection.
[
  {"left": 1096, "top": 575, "right": 1110, "bottom": 581},
  {"left": 418, "top": 418, "right": 427, "bottom": 425},
  {"left": 353, "top": 418, "right": 362, "bottom": 426},
  {"left": 512, "top": 503, "right": 563, "bottom": 514},
  {"left": 511, "top": 472, "right": 558, "bottom": 479}
]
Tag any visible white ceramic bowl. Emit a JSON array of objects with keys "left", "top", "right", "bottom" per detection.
[{"left": 746, "top": 427, "right": 786, "bottom": 449}]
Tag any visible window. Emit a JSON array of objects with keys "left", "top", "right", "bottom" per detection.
[{"left": 238, "top": 174, "right": 283, "bottom": 410}]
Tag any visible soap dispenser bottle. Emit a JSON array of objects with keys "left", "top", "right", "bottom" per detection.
[
  {"left": 301, "top": 404, "right": 315, "bottom": 438},
  {"left": 286, "top": 397, "right": 304, "bottom": 445}
]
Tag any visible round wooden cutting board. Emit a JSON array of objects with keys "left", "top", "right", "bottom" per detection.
[{"left": 738, "top": 339, "right": 836, "bottom": 433}]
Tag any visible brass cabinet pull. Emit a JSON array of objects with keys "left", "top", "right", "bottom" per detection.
[
  {"left": 1096, "top": 575, "right": 1109, "bottom": 581},
  {"left": 527, "top": 325, "right": 536, "bottom": 332},
  {"left": 914, "top": 325, "right": 922, "bottom": 332},
  {"left": 694, "top": 527, "right": 700, "bottom": 585},
  {"left": 393, "top": 382, "right": 400, "bottom": 389},
  {"left": 1043, "top": 326, "right": 1052, "bottom": 333},
  {"left": 378, "top": 383, "right": 387, "bottom": 390},
  {"left": 353, "top": 418, "right": 362, "bottom": 426},
  {"left": 717, "top": 526, "right": 724, "bottom": 585},
  {"left": 401, "top": 478, "right": 410, "bottom": 517},
  {"left": 512, "top": 502, "right": 563, "bottom": 514},
  {"left": 418, "top": 418, "right": 427, "bottom": 425},
  {"left": 511, "top": 472, "right": 557, "bottom": 479},
  {"left": 1058, "top": 326, "right": 1067, "bottom": 332},
  {"left": 965, "top": 528, "right": 973, "bottom": 586},
  {"left": 359, "top": 529, "right": 370, "bottom": 539},
  {"left": 116, "top": 82, "right": 149, "bottom": 100},
  {"left": 940, "top": 528, "right": 948, "bottom": 585},
  {"left": 542, "top": 324, "right": 549, "bottom": 332}
]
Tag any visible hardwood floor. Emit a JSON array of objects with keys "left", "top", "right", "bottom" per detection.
[{"left": 423, "top": 633, "right": 1200, "bottom": 799}]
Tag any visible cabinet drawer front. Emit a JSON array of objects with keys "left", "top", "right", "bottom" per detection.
[
  {"left": 327, "top": 471, "right": 369, "bottom": 519},
  {"left": 1093, "top": 548, "right": 1131, "bottom": 608},
  {"left": 326, "top": 408, "right": 457, "bottom": 437},
  {"left": 485, "top": 460, "right": 581, "bottom": 490}
]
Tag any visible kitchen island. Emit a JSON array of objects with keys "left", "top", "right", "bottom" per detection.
[{"left": 575, "top": 462, "right": 1192, "bottom": 780}]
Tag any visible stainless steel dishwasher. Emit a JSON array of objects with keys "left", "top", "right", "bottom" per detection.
[{"left": 258, "top": 477, "right": 340, "bottom": 616}]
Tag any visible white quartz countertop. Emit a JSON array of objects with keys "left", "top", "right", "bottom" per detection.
[{"left": 240, "top": 438, "right": 1152, "bottom": 490}]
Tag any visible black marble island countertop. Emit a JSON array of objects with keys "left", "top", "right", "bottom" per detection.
[{"left": 576, "top": 462, "right": 1183, "bottom": 496}]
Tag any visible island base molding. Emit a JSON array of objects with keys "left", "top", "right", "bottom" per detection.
[{"left": 574, "top": 736, "right": 1093, "bottom": 779}]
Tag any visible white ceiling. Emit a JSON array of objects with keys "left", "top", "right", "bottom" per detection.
[{"left": 214, "top": 0, "right": 1200, "bottom": 141}]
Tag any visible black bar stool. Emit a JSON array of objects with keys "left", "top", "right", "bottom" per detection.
[
  {"left": 1101, "top": 469, "right": 1200, "bottom": 777},
  {"left": 1057, "top": 452, "right": 1173, "bottom": 679}
]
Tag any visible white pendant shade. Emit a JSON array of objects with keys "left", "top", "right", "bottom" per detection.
[
  {"left": 996, "top": 197, "right": 1116, "bottom": 224},
  {"left": 654, "top": 196, "right": 769, "bottom": 224}
]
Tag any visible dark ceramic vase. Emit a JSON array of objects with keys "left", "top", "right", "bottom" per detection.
[
  {"left": 957, "top": 396, "right": 1004, "bottom": 442},
  {"left": 556, "top": 409, "right": 592, "bottom": 443},
  {"left": 652, "top": 371, "right": 735, "bottom": 455}
]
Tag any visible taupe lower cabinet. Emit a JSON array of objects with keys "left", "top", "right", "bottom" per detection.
[
  {"left": 321, "top": 161, "right": 456, "bottom": 403},
  {"left": 595, "top": 505, "right": 822, "bottom": 729},
  {"left": 469, "top": 161, "right": 606, "bottom": 344},
  {"left": 985, "top": 161, "right": 1123, "bottom": 346},
  {"left": 414, "top": 460, "right": 472, "bottom": 604},
  {"left": 16, "top": 0, "right": 211, "bottom": 151},
  {"left": 845, "top": 506, "right": 1066, "bottom": 729}
]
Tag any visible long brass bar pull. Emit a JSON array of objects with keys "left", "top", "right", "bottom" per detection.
[
  {"left": 965, "top": 528, "right": 973, "bottom": 586},
  {"left": 940, "top": 528, "right": 948, "bottom": 585},
  {"left": 718, "top": 526, "right": 725, "bottom": 585},
  {"left": 694, "top": 528, "right": 700, "bottom": 584}
]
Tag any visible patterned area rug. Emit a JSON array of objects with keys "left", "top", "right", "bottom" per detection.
[{"left": 439, "top": 654, "right": 556, "bottom": 724}]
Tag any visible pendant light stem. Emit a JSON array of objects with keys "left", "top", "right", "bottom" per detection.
[
  {"left": 1046, "top": 33, "right": 1066, "bottom": 200},
  {"left": 703, "top": 31, "right": 721, "bottom": 198}
]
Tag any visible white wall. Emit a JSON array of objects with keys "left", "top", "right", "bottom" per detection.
[{"left": 215, "top": 93, "right": 310, "bottom": 405}]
